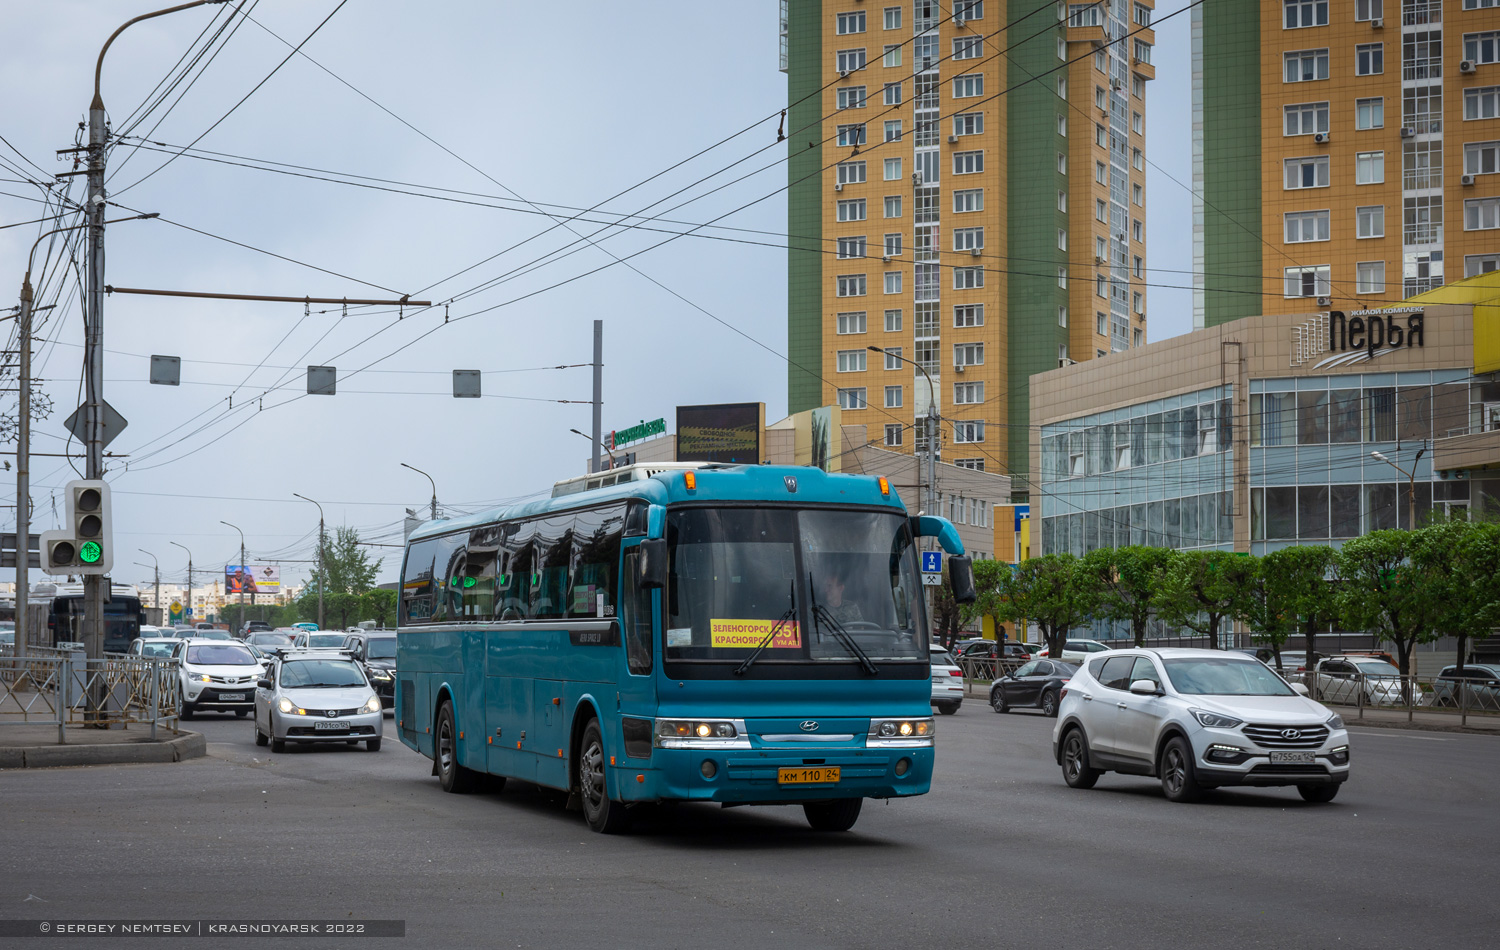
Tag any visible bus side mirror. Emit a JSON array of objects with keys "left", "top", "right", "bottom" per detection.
[
  {"left": 637, "top": 539, "right": 668, "bottom": 590},
  {"left": 949, "top": 556, "right": 976, "bottom": 604}
]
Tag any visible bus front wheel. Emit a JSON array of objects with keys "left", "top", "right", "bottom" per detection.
[
  {"left": 436, "top": 700, "right": 478, "bottom": 794},
  {"left": 803, "top": 798, "right": 862, "bottom": 832},
  {"left": 579, "top": 719, "right": 630, "bottom": 834}
]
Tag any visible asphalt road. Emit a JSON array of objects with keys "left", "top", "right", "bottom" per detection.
[{"left": 2, "top": 703, "right": 1497, "bottom": 949}]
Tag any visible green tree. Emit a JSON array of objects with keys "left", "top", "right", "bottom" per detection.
[
  {"left": 1154, "top": 550, "right": 1257, "bottom": 649},
  {"left": 359, "top": 588, "right": 397, "bottom": 629},
  {"left": 1084, "top": 546, "right": 1172, "bottom": 647},
  {"left": 1412, "top": 519, "right": 1500, "bottom": 674},
  {"left": 963, "top": 559, "right": 1016, "bottom": 643},
  {"left": 1252, "top": 546, "right": 1339, "bottom": 671},
  {"left": 320, "top": 526, "right": 381, "bottom": 595},
  {"left": 1336, "top": 530, "right": 1443, "bottom": 676},
  {"left": 993, "top": 554, "right": 1099, "bottom": 658}
]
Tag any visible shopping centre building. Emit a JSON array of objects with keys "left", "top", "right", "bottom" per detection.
[{"left": 1031, "top": 278, "right": 1500, "bottom": 559}]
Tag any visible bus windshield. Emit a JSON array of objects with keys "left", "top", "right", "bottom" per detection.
[{"left": 665, "top": 507, "right": 924, "bottom": 668}]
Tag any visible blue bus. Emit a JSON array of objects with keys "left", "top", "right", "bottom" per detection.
[{"left": 396, "top": 463, "right": 974, "bottom": 833}]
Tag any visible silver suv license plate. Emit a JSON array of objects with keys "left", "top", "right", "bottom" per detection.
[
  {"left": 1270, "top": 751, "right": 1315, "bottom": 764},
  {"left": 314, "top": 721, "right": 349, "bottom": 731}
]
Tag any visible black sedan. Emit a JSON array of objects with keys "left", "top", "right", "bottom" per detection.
[{"left": 989, "top": 659, "right": 1079, "bottom": 717}]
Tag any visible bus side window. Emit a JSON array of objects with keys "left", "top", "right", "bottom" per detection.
[
  {"left": 621, "top": 551, "right": 654, "bottom": 676},
  {"left": 437, "top": 536, "right": 467, "bottom": 623},
  {"left": 571, "top": 505, "right": 625, "bottom": 619},
  {"left": 623, "top": 501, "right": 648, "bottom": 538},
  {"left": 534, "top": 514, "right": 575, "bottom": 620},
  {"left": 464, "top": 525, "right": 501, "bottom": 621},
  {"left": 401, "top": 539, "right": 441, "bottom": 625},
  {"left": 497, "top": 521, "right": 535, "bottom": 621}
]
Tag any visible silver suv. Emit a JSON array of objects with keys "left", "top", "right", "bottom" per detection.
[{"left": 1052, "top": 648, "right": 1350, "bottom": 803}]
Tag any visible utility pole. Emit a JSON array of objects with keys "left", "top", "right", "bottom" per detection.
[
  {"left": 170, "top": 541, "right": 192, "bottom": 623},
  {"left": 591, "top": 320, "right": 603, "bottom": 474},
  {"left": 294, "top": 494, "right": 325, "bottom": 629},
  {"left": 138, "top": 549, "right": 159, "bottom": 620},
  {"left": 15, "top": 270, "right": 33, "bottom": 660},
  {"left": 221, "top": 521, "right": 245, "bottom": 633}
]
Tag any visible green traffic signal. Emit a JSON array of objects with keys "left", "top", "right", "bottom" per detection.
[{"left": 79, "top": 541, "right": 102, "bottom": 564}]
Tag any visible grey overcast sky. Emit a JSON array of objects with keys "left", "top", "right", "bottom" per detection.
[{"left": 1, "top": 1, "right": 1194, "bottom": 590}]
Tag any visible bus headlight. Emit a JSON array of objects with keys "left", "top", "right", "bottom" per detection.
[
  {"left": 867, "top": 717, "right": 935, "bottom": 747},
  {"left": 653, "top": 719, "right": 750, "bottom": 749}
]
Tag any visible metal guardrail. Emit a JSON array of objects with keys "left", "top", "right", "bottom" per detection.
[
  {"left": 955, "top": 656, "right": 1028, "bottom": 697},
  {"left": 0, "top": 653, "right": 180, "bottom": 743},
  {"left": 1281, "top": 671, "right": 1500, "bottom": 727}
]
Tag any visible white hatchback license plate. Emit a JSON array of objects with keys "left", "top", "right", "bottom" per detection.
[
  {"left": 314, "top": 721, "right": 350, "bottom": 731},
  {"left": 218, "top": 693, "right": 245, "bottom": 701},
  {"left": 1270, "top": 751, "right": 1315, "bottom": 764}
]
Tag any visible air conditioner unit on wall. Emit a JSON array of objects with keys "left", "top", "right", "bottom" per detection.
[
  {"left": 1313, "top": 132, "right": 1330, "bottom": 144},
  {"left": 1461, "top": 60, "right": 1477, "bottom": 74},
  {"left": 970, "top": 247, "right": 981, "bottom": 257},
  {"left": 1317, "top": 296, "right": 1332, "bottom": 307},
  {"left": 948, "top": 134, "right": 959, "bottom": 143},
  {"left": 1371, "top": 17, "right": 1383, "bottom": 28},
  {"left": 954, "top": 363, "right": 966, "bottom": 373},
  {"left": 1462, "top": 174, "right": 1476, "bottom": 186},
  {"left": 1400, "top": 127, "right": 1416, "bottom": 138},
  {"left": 834, "top": 182, "right": 843, "bottom": 191}
]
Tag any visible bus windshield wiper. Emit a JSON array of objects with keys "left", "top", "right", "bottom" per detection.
[
  {"left": 734, "top": 581, "right": 796, "bottom": 676},
  {"left": 807, "top": 572, "right": 880, "bottom": 675}
]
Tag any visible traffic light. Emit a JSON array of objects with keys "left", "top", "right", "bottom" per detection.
[{"left": 39, "top": 479, "right": 112, "bottom": 575}]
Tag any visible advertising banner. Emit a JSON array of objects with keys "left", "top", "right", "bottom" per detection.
[
  {"left": 675, "top": 402, "right": 764, "bottom": 464},
  {"left": 225, "top": 564, "right": 280, "bottom": 594}
]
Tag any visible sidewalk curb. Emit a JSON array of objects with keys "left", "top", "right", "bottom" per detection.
[
  {"left": 1343, "top": 718, "right": 1500, "bottom": 738},
  {"left": 2, "top": 731, "right": 206, "bottom": 769}
]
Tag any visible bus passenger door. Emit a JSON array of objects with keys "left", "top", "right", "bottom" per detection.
[{"left": 616, "top": 546, "right": 658, "bottom": 781}]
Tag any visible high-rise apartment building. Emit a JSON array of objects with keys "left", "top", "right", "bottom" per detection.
[
  {"left": 783, "top": 0, "right": 1155, "bottom": 494},
  {"left": 1194, "top": 0, "right": 1500, "bottom": 329}
]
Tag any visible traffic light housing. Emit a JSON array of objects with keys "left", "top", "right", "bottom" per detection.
[{"left": 39, "top": 479, "right": 112, "bottom": 575}]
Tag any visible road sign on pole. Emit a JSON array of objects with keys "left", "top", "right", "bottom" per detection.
[{"left": 921, "top": 551, "right": 943, "bottom": 574}]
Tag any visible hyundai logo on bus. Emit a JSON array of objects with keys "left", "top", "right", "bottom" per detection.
[
  {"left": 800, "top": 720, "right": 820, "bottom": 732},
  {"left": 1328, "top": 309, "right": 1424, "bottom": 359}
]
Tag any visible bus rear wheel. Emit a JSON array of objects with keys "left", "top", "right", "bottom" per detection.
[
  {"left": 579, "top": 719, "right": 630, "bottom": 834},
  {"left": 436, "top": 700, "right": 477, "bottom": 794},
  {"left": 803, "top": 798, "right": 862, "bottom": 832}
]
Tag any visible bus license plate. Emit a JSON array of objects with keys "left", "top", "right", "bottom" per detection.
[
  {"left": 777, "top": 766, "right": 840, "bottom": 785},
  {"left": 1270, "top": 751, "right": 1315, "bottom": 764},
  {"left": 314, "top": 721, "right": 349, "bottom": 731}
]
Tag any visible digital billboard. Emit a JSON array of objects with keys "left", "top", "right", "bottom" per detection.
[
  {"left": 675, "top": 402, "right": 764, "bottom": 464},
  {"left": 225, "top": 564, "right": 280, "bottom": 595}
]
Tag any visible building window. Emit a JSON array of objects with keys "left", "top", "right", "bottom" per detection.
[
  {"left": 883, "top": 119, "right": 902, "bottom": 142},
  {"left": 883, "top": 82, "right": 902, "bottom": 106},
  {"left": 953, "top": 73, "right": 983, "bottom": 98},
  {"left": 1466, "top": 196, "right": 1500, "bottom": 230},
  {"left": 884, "top": 233, "right": 903, "bottom": 256},
  {"left": 1355, "top": 151, "right": 1384, "bottom": 184},
  {"left": 1132, "top": 147, "right": 1143, "bottom": 171},
  {"left": 1133, "top": 291, "right": 1144, "bottom": 314},
  {"left": 884, "top": 271, "right": 903, "bottom": 294},
  {"left": 1467, "top": 253, "right": 1500, "bottom": 277},
  {"left": 1465, "top": 0, "right": 1500, "bottom": 9},
  {"left": 954, "top": 188, "right": 983, "bottom": 213},
  {"left": 883, "top": 157, "right": 902, "bottom": 181},
  {"left": 954, "top": 420, "right": 985, "bottom": 443},
  {"left": 837, "top": 387, "right": 867, "bottom": 409},
  {"left": 1132, "top": 182, "right": 1143, "bottom": 204},
  {"left": 954, "top": 150, "right": 984, "bottom": 174},
  {"left": 1095, "top": 198, "right": 1107, "bottom": 222},
  {"left": 1284, "top": 210, "right": 1331, "bottom": 243},
  {"left": 1096, "top": 85, "right": 1107, "bottom": 110},
  {"left": 1466, "top": 86, "right": 1500, "bottom": 120},
  {"left": 1284, "top": 265, "right": 1331, "bottom": 298},
  {"left": 836, "top": 123, "right": 866, "bottom": 146},
  {"left": 879, "top": 347, "right": 902, "bottom": 371},
  {"left": 1059, "top": 305, "right": 1069, "bottom": 328},
  {"left": 953, "top": 381, "right": 984, "bottom": 404},
  {"left": 1096, "top": 124, "right": 1108, "bottom": 146},
  {"left": 1284, "top": 156, "right": 1330, "bottom": 189},
  {"left": 1132, "top": 112, "right": 1143, "bottom": 135},
  {"left": 1284, "top": 102, "right": 1330, "bottom": 136},
  {"left": 885, "top": 385, "right": 903, "bottom": 408},
  {"left": 884, "top": 424, "right": 903, "bottom": 446},
  {"left": 836, "top": 161, "right": 867, "bottom": 185},
  {"left": 953, "top": 266, "right": 984, "bottom": 289},
  {"left": 1356, "top": 261, "right": 1386, "bottom": 294},
  {"left": 837, "top": 198, "right": 867, "bottom": 222},
  {"left": 1355, "top": 0, "right": 1382, "bottom": 20},
  {"left": 1134, "top": 2, "right": 1151, "bottom": 25},
  {"left": 1095, "top": 161, "right": 1106, "bottom": 184},
  {"left": 1096, "top": 236, "right": 1107, "bottom": 260},
  {"left": 1405, "top": 195, "right": 1442, "bottom": 244},
  {"left": 836, "top": 236, "right": 867, "bottom": 259},
  {"left": 836, "top": 311, "right": 867, "bottom": 334},
  {"left": 953, "top": 227, "right": 984, "bottom": 251},
  {"left": 1057, "top": 229, "right": 1068, "bottom": 250},
  {"left": 953, "top": 112, "right": 983, "bottom": 137},
  {"left": 954, "top": 304, "right": 984, "bottom": 327},
  {"left": 1134, "top": 255, "right": 1144, "bottom": 278},
  {"left": 956, "top": 0, "right": 984, "bottom": 19},
  {"left": 1356, "top": 43, "right": 1383, "bottom": 76},
  {"left": 1096, "top": 311, "right": 1107, "bottom": 335},
  {"left": 837, "top": 11, "right": 866, "bottom": 34},
  {"left": 836, "top": 49, "right": 866, "bottom": 73},
  {"left": 884, "top": 309, "right": 902, "bottom": 332},
  {"left": 882, "top": 44, "right": 902, "bottom": 68},
  {"left": 1284, "top": 0, "right": 1328, "bottom": 28},
  {"left": 1058, "top": 266, "right": 1068, "bottom": 289},
  {"left": 953, "top": 36, "right": 982, "bottom": 60},
  {"left": 883, "top": 195, "right": 902, "bottom": 218},
  {"left": 954, "top": 342, "right": 985, "bottom": 367},
  {"left": 1465, "top": 31, "right": 1500, "bottom": 66},
  {"left": 1097, "top": 274, "right": 1108, "bottom": 297},
  {"left": 1356, "top": 205, "right": 1385, "bottom": 238},
  {"left": 837, "top": 86, "right": 867, "bottom": 110},
  {"left": 1465, "top": 141, "right": 1500, "bottom": 176},
  {"left": 1068, "top": 3, "right": 1103, "bottom": 27},
  {"left": 1133, "top": 328, "right": 1142, "bottom": 346},
  {"left": 1057, "top": 152, "right": 1067, "bottom": 174},
  {"left": 883, "top": 6, "right": 901, "bottom": 30},
  {"left": 836, "top": 350, "right": 867, "bottom": 373},
  {"left": 1284, "top": 48, "right": 1329, "bottom": 82},
  {"left": 836, "top": 274, "right": 867, "bottom": 297},
  {"left": 1133, "top": 219, "right": 1143, "bottom": 242},
  {"left": 1356, "top": 97, "right": 1384, "bottom": 130},
  {"left": 1132, "top": 75, "right": 1145, "bottom": 97}
]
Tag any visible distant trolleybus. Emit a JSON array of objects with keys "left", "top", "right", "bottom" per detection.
[{"left": 396, "top": 463, "right": 974, "bottom": 833}]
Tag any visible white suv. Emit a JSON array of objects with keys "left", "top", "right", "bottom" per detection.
[
  {"left": 174, "top": 639, "right": 263, "bottom": 719},
  {"left": 1052, "top": 648, "right": 1350, "bottom": 803}
]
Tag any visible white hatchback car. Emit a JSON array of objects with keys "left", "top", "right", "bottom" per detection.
[
  {"left": 1035, "top": 638, "right": 1114, "bottom": 663},
  {"left": 174, "top": 639, "right": 262, "bottom": 718},
  {"left": 929, "top": 644, "right": 964, "bottom": 715},
  {"left": 1053, "top": 648, "right": 1350, "bottom": 803},
  {"left": 253, "top": 652, "right": 383, "bottom": 753}
]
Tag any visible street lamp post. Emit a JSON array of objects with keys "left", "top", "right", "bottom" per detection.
[
  {"left": 569, "top": 428, "right": 619, "bottom": 470},
  {"left": 400, "top": 463, "right": 438, "bottom": 522},
  {"left": 293, "top": 494, "right": 325, "bottom": 630},
  {"left": 221, "top": 521, "right": 246, "bottom": 634},
  {"left": 168, "top": 541, "right": 192, "bottom": 623},
  {"left": 137, "top": 549, "right": 159, "bottom": 620},
  {"left": 1371, "top": 446, "right": 1426, "bottom": 529},
  {"left": 869, "top": 346, "right": 939, "bottom": 517}
]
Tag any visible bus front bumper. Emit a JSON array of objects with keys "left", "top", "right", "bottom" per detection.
[{"left": 616, "top": 747, "right": 934, "bottom": 803}]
